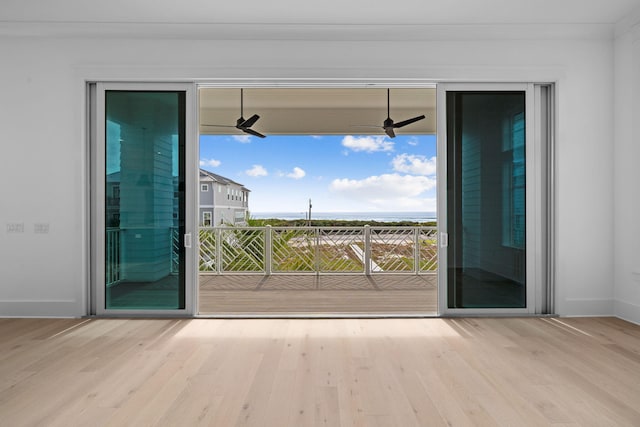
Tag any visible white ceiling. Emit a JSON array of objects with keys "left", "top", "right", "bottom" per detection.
[
  {"left": 3, "top": 0, "right": 636, "bottom": 136},
  {"left": 1, "top": 0, "right": 637, "bottom": 26}
]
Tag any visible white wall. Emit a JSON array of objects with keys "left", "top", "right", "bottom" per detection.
[
  {"left": 0, "top": 28, "right": 619, "bottom": 317},
  {"left": 614, "top": 21, "right": 640, "bottom": 325}
]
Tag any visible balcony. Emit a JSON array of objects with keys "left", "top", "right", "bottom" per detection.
[{"left": 198, "top": 225, "right": 438, "bottom": 315}]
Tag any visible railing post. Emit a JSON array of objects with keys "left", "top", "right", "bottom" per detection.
[
  {"left": 314, "top": 227, "right": 320, "bottom": 275},
  {"left": 414, "top": 227, "right": 420, "bottom": 274},
  {"left": 106, "top": 229, "right": 111, "bottom": 286},
  {"left": 364, "top": 225, "right": 371, "bottom": 275},
  {"left": 215, "top": 227, "right": 222, "bottom": 274},
  {"left": 106, "top": 228, "right": 122, "bottom": 286},
  {"left": 265, "top": 225, "right": 272, "bottom": 276}
]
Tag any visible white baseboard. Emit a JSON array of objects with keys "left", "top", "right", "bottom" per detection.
[
  {"left": 0, "top": 300, "right": 82, "bottom": 317},
  {"left": 614, "top": 299, "right": 640, "bottom": 326},
  {"left": 558, "top": 297, "right": 614, "bottom": 317},
  {"left": 0, "top": 297, "right": 636, "bottom": 324}
]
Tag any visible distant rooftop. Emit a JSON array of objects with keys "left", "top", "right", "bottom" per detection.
[{"left": 200, "top": 168, "right": 250, "bottom": 192}]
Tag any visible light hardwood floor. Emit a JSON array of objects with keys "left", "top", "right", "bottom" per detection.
[{"left": 1, "top": 317, "right": 640, "bottom": 426}]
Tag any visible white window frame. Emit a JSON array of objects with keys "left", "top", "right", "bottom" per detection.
[
  {"left": 85, "top": 77, "right": 553, "bottom": 318},
  {"left": 91, "top": 82, "right": 198, "bottom": 317},
  {"left": 437, "top": 83, "right": 550, "bottom": 316},
  {"left": 202, "top": 211, "right": 212, "bottom": 226}
]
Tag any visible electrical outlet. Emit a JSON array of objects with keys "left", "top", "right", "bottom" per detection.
[
  {"left": 34, "top": 223, "right": 50, "bottom": 234},
  {"left": 6, "top": 223, "right": 24, "bottom": 233}
]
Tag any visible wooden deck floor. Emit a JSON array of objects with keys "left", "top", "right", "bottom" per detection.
[
  {"left": 1, "top": 317, "right": 640, "bottom": 426},
  {"left": 199, "top": 274, "right": 438, "bottom": 315}
]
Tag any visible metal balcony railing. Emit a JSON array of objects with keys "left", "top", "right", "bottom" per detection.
[
  {"left": 106, "top": 227, "right": 181, "bottom": 288},
  {"left": 105, "top": 228, "right": 121, "bottom": 287},
  {"left": 199, "top": 225, "right": 438, "bottom": 275}
]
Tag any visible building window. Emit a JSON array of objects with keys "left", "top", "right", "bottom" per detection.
[
  {"left": 201, "top": 184, "right": 209, "bottom": 192},
  {"left": 202, "top": 211, "right": 212, "bottom": 227}
]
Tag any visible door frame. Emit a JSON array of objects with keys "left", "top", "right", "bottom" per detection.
[
  {"left": 90, "top": 82, "right": 198, "bottom": 316},
  {"left": 436, "top": 83, "right": 551, "bottom": 315},
  {"left": 86, "top": 78, "right": 553, "bottom": 317}
]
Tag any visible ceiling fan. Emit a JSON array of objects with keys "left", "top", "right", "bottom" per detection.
[
  {"left": 201, "top": 88, "right": 266, "bottom": 138},
  {"left": 355, "top": 89, "right": 426, "bottom": 138}
]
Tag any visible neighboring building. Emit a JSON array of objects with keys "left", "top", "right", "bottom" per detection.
[
  {"left": 107, "top": 169, "right": 249, "bottom": 228},
  {"left": 199, "top": 169, "right": 250, "bottom": 226}
]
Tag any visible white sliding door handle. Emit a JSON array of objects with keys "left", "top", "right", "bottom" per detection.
[{"left": 184, "top": 233, "right": 192, "bottom": 248}]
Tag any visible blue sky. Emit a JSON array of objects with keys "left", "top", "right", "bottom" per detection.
[{"left": 200, "top": 133, "right": 437, "bottom": 213}]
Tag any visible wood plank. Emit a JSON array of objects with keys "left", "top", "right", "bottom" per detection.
[
  {"left": 199, "top": 274, "right": 437, "bottom": 315},
  {"left": 0, "top": 317, "right": 639, "bottom": 426}
]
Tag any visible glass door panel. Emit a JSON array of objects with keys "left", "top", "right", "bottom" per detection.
[
  {"left": 104, "top": 90, "right": 186, "bottom": 310},
  {"left": 446, "top": 91, "right": 527, "bottom": 308}
]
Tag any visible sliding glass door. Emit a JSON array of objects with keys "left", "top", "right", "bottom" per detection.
[
  {"left": 438, "top": 84, "right": 542, "bottom": 314},
  {"left": 94, "top": 83, "right": 196, "bottom": 315}
]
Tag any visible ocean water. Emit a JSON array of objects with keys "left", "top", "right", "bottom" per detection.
[{"left": 252, "top": 211, "right": 437, "bottom": 223}]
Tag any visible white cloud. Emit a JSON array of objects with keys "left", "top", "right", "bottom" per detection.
[
  {"left": 286, "top": 167, "right": 306, "bottom": 179},
  {"left": 342, "top": 135, "right": 394, "bottom": 153},
  {"left": 246, "top": 164, "right": 268, "bottom": 177},
  {"left": 310, "top": 135, "right": 323, "bottom": 139},
  {"left": 199, "top": 158, "right": 221, "bottom": 168},
  {"left": 391, "top": 154, "right": 437, "bottom": 176},
  {"left": 232, "top": 134, "right": 252, "bottom": 143},
  {"left": 329, "top": 173, "right": 436, "bottom": 210},
  {"left": 407, "top": 138, "right": 419, "bottom": 146}
]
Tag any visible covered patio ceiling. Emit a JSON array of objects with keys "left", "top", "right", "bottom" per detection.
[{"left": 199, "top": 88, "right": 436, "bottom": 136}]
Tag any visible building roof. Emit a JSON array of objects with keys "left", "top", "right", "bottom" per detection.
[{"left": 200, "top": 169, "right": 250, "bottom": 192}]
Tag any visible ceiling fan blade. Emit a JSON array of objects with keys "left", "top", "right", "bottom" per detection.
[
  {"left": 240, "top": 114, "right": 260, "bottom": 128},
  {"left": 203, "top": 90, "right": 265, "bottom": 138},
  {"left": 201, "top": 124, "right": 236, "bottom": 128},
  {"left": 382, "top": 116, "right": 396, "bottom": 138},
  {"left": 349, "top": 89, "right": 424, "bottom": 138},
  {"left": 384, "top": 127, "right": 396, "bottom": 138},
  {"left": 393, "top": 115, "right": 426, "bottom": 128},
  {"left": 242, "top": 128, "right": 266, "bottom": 138}
]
